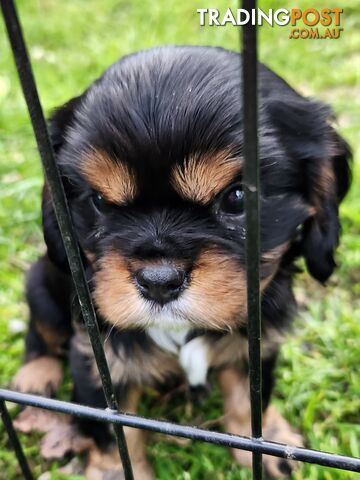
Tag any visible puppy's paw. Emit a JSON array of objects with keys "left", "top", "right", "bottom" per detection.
[
  {"left": 262, "top": 406, "right": 304, "bottom": 478},
  {"left": 41, "top": 420, "right": 94, "bottom": 459},
  {"left": 85, "top": 445, "right": 154, "bottom": 480},
  {"left": 12, "top": 356, "right": 63, "bottom": 396},
  {"left": 14, "top": 407, "right": 64, "bottom": 434}
]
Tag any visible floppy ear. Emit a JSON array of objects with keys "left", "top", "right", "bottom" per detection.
[
  {"left": 301, "top": 128, "right": 351, "bottom": 282},
  {"left": 269, "top": 96, "right": 352, "bottom": 283},
  {"left": 42, "top": 96, "right": 83, "bottom": 272}
]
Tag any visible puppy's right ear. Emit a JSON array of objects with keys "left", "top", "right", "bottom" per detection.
[{"left": 42, "top": 96, "right": 82, "bottom": 272}]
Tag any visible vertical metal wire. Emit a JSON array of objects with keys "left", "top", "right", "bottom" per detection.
[
  {"left": 0, "top": 400, "right": 33, "bottom": 480},
  {"left": 0, "top": 2, "right": 134, "bottom": 478},
  {"left": 241, "top": 1, "right": 263, "bottom": 479}
]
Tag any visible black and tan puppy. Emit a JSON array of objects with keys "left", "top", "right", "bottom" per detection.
[{"left": 13, "top": 46, "right": 351, "bottom": 478}]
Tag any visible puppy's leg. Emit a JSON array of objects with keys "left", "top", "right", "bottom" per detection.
[
  {"left": 218, "top": 359, "right": 303, "bottom": 478},
  {"left": 85, "top": 391, "right": 153, "bottom": 480},
  {"left": 13, "top": 256, "right": 72, "bottom": 396},
  {"left": 70, "top": 334, "right": 154, "bottom": 480}
]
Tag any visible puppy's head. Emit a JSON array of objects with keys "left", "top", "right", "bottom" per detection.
[{"left": 44, "top": 46, "right": 351, "bottom": 331}]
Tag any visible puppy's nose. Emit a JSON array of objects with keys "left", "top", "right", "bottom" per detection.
[{"left": 135, "top": 266, "right": 185, "bottom": 304}]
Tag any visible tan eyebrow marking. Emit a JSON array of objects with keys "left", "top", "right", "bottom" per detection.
[
  {"left": 80, "top": 148, "right": 136, "bottom": 204},
  {"left": 171, "top": 150, "right": 242, "bottom": 204}
]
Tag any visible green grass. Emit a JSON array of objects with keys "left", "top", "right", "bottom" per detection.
[{"left": 0, "top": 0, "right": 359, "bottom": 478}]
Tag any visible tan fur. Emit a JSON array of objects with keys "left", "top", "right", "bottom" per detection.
[
  {"left": 34, "top": 321, "right": 69, "bottom": 356},
  {"left": 80, "top": 148, "right": 136, "bottom": 204},
  {"left": 171, "top": 151, "right": 241, "bottom": 204},
  {"left": 218, "top": 367, "right": 251, "bottom": 432},
  {"left": 313, "top": 162, "right": 335, "bottom": 205},
  {"left": 260, "top": 243, "right": 290, "bottom": 291},
  {"left": 182, "top": 248, "right": 247, "bottom": 330},
  {"left": 209, "top": 329, "right": 284, "bottom": 370},
  {"left": 261, "top": 243, "right": 289, "bottom": 267},
  {"left": 310, "top": 161, "right": 336, "bottom": 218},
  {"left": 84, "top": 250, "right": 96, "bottom": 263},
  {"left": 123, "top": 386, "right": 141, "bottom": 413},
  {"left": 218, "top": 367, "right": 303, "bottom": 478},
  {"left": 12, "top": 356, "right": 63, "bottom": 396},
  {"left": 93, "top": 252, "right": 142, "bottom": 329}
]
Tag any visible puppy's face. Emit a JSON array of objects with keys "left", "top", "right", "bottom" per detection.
[{"left": 45, "top": 46, "right": 350, "bottom": 331}]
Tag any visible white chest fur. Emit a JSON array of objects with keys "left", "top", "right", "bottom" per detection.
[{"left": 146, "top": 327, "right": 210, "bottom": 387}]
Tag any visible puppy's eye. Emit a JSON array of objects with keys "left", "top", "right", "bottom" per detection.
[
  {"left": 92, "top": 192, "right": 106, "bottom": 211},
  {"left": 219, "top": 184, "right": 244, "bottom": 214}
]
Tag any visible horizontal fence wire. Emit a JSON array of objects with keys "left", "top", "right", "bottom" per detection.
[
  {"left": 241, "top": 0, "right": 262, "bottom": 479},
  {"left": 0, "top": 1, "right": 133, "bottom": 478},
  {"left": 1, "top": 390, "right": 360, "bottom": 473}
]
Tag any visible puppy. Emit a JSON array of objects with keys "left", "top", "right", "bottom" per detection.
[{"left": 13, "top": 46, "right": 351, "bottom": 478}]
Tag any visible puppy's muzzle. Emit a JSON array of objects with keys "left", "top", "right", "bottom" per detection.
[{"left": 135, "top": 265, "right": 186, "bottom": 305}]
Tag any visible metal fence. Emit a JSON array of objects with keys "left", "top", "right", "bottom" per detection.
[{"left": 0, "top": 1, "right": 359, "bottom": 479}]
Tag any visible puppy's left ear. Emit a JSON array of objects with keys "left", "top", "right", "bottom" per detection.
[{"left": 269, "top": 97, "right": 352, "bottom": 283}]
